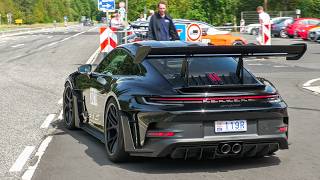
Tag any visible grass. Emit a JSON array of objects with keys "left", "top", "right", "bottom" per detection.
[{"left": 0, "top": 22, "right": 79, "bottom": 32}]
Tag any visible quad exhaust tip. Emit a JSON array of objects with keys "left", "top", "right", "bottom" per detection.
[
  {"left": 220, "top": 143, "right": 242, "bottom": 154},
  {"left": 232, "top": 143, "right": 242, "bottom": 154},
  {"left": 220, "top": 144, "right": 231, "bottom": 154}
]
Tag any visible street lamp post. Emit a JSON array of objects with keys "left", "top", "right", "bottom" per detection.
[
  {"left": 125, "top": 0, "right": 128, "bottom": 22},
  {"left": 264, "top": 0, "right": 268, "bottom": 11}
]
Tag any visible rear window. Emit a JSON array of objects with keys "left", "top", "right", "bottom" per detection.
[{"left": 147, "top": 57, "right": 258, "bottom": 86}]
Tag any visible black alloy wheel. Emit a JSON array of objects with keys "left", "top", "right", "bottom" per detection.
[
  {"left": 104, "top": 98, "right": 128, "bottom": 162},
  {"left": 251, "top": 28, "right": 258, "bottom": 36},
  {"left": 105, "top": 103, "right": 119, "bottom": 154},
  {"left": 63, "top": 83, "right": 76, "bottom": 129},
  {"left": 233, "top": 40, "right": 244, "bottom": 46}
]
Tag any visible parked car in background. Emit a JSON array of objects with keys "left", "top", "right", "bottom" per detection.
[
  {"left": 308, "top": 27, "right": 320, "bottom": 42},
  {"left": 244, "top": 24, "right": 260, "bottom": 35},
  {"left": 298, "top": 23, "right": 320, "bottom": 40},
  {"left": 83, "top": 19, "right": 94, "bottom": 26},
  {"left": 285, "top": 18, "right": 320, "bottom": 38},
  {"left": 271, "top": 17, "right": 294, "bottom": 38}
]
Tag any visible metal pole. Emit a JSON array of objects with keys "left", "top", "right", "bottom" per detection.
[
  {"left": 106, "top": 11, "right": 109, "bottom": 26},
  {"left": 264, "top": 0, "right": 268, "bottom": 11},
  {"left": 125, "top": 0, "right": 128, "bottom": 22}
]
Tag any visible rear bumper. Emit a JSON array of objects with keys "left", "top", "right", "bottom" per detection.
[
  {"left": 169, "top": 142, "right": 280, "bottom": 160},
  {"left": 129, "top": 135, "right": 288, "bottom": 159}
]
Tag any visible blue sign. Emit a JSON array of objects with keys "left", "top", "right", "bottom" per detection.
[
  {"left": 175, "top": 24, "right": 187, "bottom": 41},
  {"left": 98, "top": 0, "right": 115, "bottom": 11}
]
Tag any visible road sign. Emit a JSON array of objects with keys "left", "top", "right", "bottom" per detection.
[
  {"left": 187, "top": 23, "right": 202, "bottom": 42},
  {"left": 98, "top": 0, "right": 115, "bottom": 11},
  {"left": 175, "top": 24, "right": 187, "bottom": 41}
]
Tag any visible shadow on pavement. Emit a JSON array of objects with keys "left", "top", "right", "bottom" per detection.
[{"left": 51, "top": 119, "right": 281, "bottom": 174}]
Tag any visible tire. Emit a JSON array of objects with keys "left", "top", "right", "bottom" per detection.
[
  {"left": 288, "top": 34, "right": 294, "bottom": 38},
  {"left": 251, "top": 29, "right": 258, "bottom": 36},
  {"left": 104, "top": 98, "right": 129, "bottom": 162},
  {"left": 63, "top": 83, "right": 76, "bottom": 130},
  {"left": 279, "top": 30, "right": 288, "bottom": 38},
  {"left": 232, "top": 40, "right": 244, "bottom": 46},
  {"left": 294, "top": 31, "right": 298, "bottom": 38}
]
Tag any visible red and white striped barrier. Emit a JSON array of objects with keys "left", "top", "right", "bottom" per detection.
[
  {"left": 262, "top": 23, "right": 271, "bottom": 45},
  {"left": 100, "top": 27, "right": 118, "bottom": 53}
]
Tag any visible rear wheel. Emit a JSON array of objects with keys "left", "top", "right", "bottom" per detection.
[
  {"left": 232, "top": 40, "right": 244, "bottom": 46},
  {"left": 279, "top": 30, "right": 288, "bottom": 38},
  {"left": 251, "top": 29, "right": 258, "bottom": 36},
  {"left": 104, "top": 98, "right": 129, "bottom": 162},
  {"left": 63, "top": 83, "right": 76, "bottom": 129}
]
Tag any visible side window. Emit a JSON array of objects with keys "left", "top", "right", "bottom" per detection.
[
  {"left": 95, "top": 49, "right": 141, "bottom": 75},
  {"left": 309, "top": 20, "right": 320, "bottom": 25}
]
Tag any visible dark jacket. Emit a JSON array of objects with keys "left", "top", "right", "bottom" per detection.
[{"left": 147, "top": 13, "right": 180, "bottom": 41}]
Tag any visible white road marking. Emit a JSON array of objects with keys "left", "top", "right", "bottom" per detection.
[
  {"left": 58, "top": 110, "right": 63, "bottom": 120},
  {"left": 302, "top": 78, "right": 320, "bottom": 94},
  {"left": 244, "top": 59, "right": 265, "bottom": 62},
  {"left": 58, "top": 98, "right": 63, "bottom": 105},
  {"left": 9, "top": 146, "right": 35, "bottom": 172},
  {"left": 248, "top": 63, "right": 264, "bottom": 66},
  {"left": 47, "top": 36, "right": 53, "bottom": 39},
  {"left": 0, "top": 41, "right": 7, "bottom": 43},
  {"left": 40, "top": 114, "right": 56, "bottom": 129},
  {"left": 273, "top": 65, "right": 289, "bottom": 68},
  {"left": 303, "top": 78, "right": 320, "bottom": 87},
  {"left": 11, "top": 44, "right": 25, "bottom": 48},
  {"left": 47, "top": 42, "right": 58, "bottom": 47},
  {"left": 86, "top": 47, "right": 101, "bottom": 64},
  {"left": 303, "top": 86, "right": 320, "bottom": 94},
  {"left": 45, "top": 27, "right": 96, "bottom": 48},
  {"left": 22, "top": 136, "right": 53, "bottom": 180}
]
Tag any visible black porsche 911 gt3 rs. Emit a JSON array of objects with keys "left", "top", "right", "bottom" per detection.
[{"left": 63, "top": 41, "right": 306, "bottom": 162}]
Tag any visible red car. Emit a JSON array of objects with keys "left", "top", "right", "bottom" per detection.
[
  {"left": 286, "top": 18, "right": 320, "bottom": 38},
  {"left": 298, "top": 23, "right": 320, "bottom": 40}
]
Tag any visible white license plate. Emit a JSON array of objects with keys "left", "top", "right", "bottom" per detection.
[{"left": 215, "top": 120, "right": 247, "bottom": 133}]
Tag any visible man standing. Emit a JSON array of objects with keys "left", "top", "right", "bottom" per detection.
[
  {"left": 256, "top": 6, "right": 271, "bottom": 45},
  {"left": 148, "top": 1, "right": 180, "bottom": 41}
]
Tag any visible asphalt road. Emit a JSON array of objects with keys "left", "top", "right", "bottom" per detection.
[
  {"left": 0, "top": 24, "right": 99, "bottom": 179},
  {"left": 1, "top": 30, "right": 320, "bottom": 180}
]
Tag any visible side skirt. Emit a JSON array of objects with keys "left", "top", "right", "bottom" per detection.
[{"left": 80, "top": 123, "right": 105, "bottom": 143}]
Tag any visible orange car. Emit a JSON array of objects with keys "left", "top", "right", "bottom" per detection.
[
  {"left": 174, "top": 19, "right": 248, "bottom": 46},
  {"left": 202, "top": 33, "right": 247, "bottom": 46}
]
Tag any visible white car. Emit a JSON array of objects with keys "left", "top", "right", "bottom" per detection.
[{"left": 244, "top": 24, "right": 260, "bottom": 35}]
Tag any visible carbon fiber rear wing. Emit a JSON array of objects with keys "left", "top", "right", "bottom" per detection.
[{"left": 133, "top": 43, "right": 307, "bottom": 64}]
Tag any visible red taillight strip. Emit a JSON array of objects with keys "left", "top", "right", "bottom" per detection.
[
  {"left": 148, "top": 94, "right": 278, "bottom": 101},
  {"left": 147, "top": 131, "right": 175, "bottom": 137}
]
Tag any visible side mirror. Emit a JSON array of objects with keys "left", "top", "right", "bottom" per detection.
[{"left": 78, "top": 64, "right": 92, "bottom": 74}]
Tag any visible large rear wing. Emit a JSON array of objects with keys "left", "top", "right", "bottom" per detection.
[
  {"left": 133, "top": 43, "right": 307, "bottom": 64},
  {"left": 133, "top": 43, "right": 307, "bottom": 86}
]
